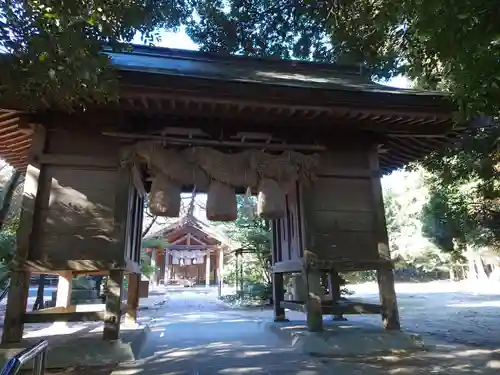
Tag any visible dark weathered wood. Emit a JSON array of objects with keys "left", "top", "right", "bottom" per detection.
[
  {"left": 103, "top": 131, "right": 327, "bottom": 151},
  {"left": 103, "top": 270, "right": 124, "bottom": 340},
  {"left": 270, "top": 217, "right": 287, "bottom": 322},
  {"left": 0, "top": 170, "right": 22, "bottom": 231},
  {"left": 272, "top": 260, "right": 302, "bottom": 273},
  {"left": 113, "top": 163, "right": 131, "bottom": 269},
  {"left": 369, "top": 145, "right": 400, "bottom": 330},
  {"left": 272, "top": 259, "right": 393, "bottom": 274},
  {"left": 302, "top": 268, "right": 323, "bottom": 332},
  {"left": 23, "top": 259, "right": 118, "bottom": 273},
  {"left": 328, "top": 272, "right": 347, "bottom": 321},
  {"left": 35, "top": 154, "right": 117, "bottom": 168},
  {"left": 281, "top": 300, "right": 381, "bottom": 315},
  {"left": 2, "top": 272, "right": 30, "bottom": 343},
  {"left": 131, "top": 165, "right": 147, "bottom": 196},
  {"left": 125, "top": 273, "right": 140, "bottom": 324},
  {"left": 272, "top": 273, "right": 287, "bottom": 322},
  {"left": 2, "top": 125, "right": 46, "bottom": 344}
]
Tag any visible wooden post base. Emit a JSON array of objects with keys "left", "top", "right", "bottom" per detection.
[
  {"left": 303, "top": 270, "right": 323, "bottom": 332},
  {"left": 1, "top": 271, "right": 30, "bottom": 344},
  {"left": 272, "top": 272, "right": 286, "bottom": 322},
  {"left": 377, "top": 268, "right": 400, "bottom": 330},
  {"left": 103, "top": 270, "right": 124, "bottom": 340},
  {"left": 125, "top": 273, "right": 140, "bottom": 325}
]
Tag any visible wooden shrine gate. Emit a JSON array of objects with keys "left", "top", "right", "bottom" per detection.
[{"left": 0, "top": 45, "right": 460, "bottom": 343}]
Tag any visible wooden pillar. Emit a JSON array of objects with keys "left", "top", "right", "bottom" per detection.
[
  {"left": 218, "top": 247, "right": 224, "bottom": 296},
  {"left": 370, "top": 146, "right": 400, "bottom": 330},
  {"left": 272, "top": 273, "right": 287, "bottom": 321},
  {"left": 271, "top": 219, "right": 286, "bottom": 321},
  {"left": 328, "top": 271, "right": 347, "bottom": 321},
  {"left": 164, "top": 251, "right": 170, "bottom": 283},
  {"left": 103, "top": 270, "right": 124, "bottom": 340},
  {"left": 125, "top": 273, "right": 140, "bottom": 325},
  {"left": 2, "top": 272, "right": 30, "bottom": 343},
  {"left": 157, "top": 249, "right": 165, "bottom": 284},
  {"left": 235, "top": 253, "right": 239, "bottom": 291},
  {"left": 302, "top": 267, "right": 323, "bottom": 332},
  {"left": 52, "top": 271, "right": 73, "bottom": 328},
  {"left": 205, "top": 251, "right": 211, "bottom": 287},
  {"left": 150, "top": 250, "right": 157, "bottom": 285},
  {"left": 103, "top": 162, "right": 130, "bottom": 340},
  {"left": 2, "top": 125, "right": 46, "bottom": 344}
]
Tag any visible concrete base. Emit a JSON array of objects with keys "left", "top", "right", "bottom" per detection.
[
  {"left": 266, "top": 319, "right": 426, "bottom": 358},
  {"left": 0, "top": 323, "right": 151, "bottom": 370}
]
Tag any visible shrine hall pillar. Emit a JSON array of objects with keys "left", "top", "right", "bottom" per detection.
[
  {"left": 205, "top": 251, "right": 211, "bottom": 287},
  {"left": 218, "top": 247, "right": 224, "bottom": 286},
  {"left": 164, "top": 249, "right": 170, "bottom": 283}
]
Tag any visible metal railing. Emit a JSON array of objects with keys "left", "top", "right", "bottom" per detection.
[{"left": 0, "top": 340, "right": 48, "bottom": 375}]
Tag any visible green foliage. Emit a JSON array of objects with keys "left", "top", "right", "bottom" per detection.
[
  {"left": 141, "top": 237, "right": 169, "bottom": 249},
  {"left": 0, "top": 0, "right": 191, "bottom": 109},
  {"left": 189, "top": 1, "right": 500, "bottom": 263},
  {"left": 421, "top": 126, "right": 500, "bottom": 254},
  {"left": 382, "top": 169, "right": 449, "bottom": 269},
  {"left": 186, "top": 0, "right": 341, "bottom": 63},
  {"left": 218, "top": 196, "right": 272, "bottom": 298},
  {"left": 140, "top": 262, "right": 156, "bottom": 278}
]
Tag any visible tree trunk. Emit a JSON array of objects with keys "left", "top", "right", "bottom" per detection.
[
  {"left": 474, "top": 256, "right": 489, "bottom": 281},
  {"left": 466, "top": 248, "right": 478, "bottom": 281},
  {"left": 0, "top": 170, "right": 21, "bottom": 231},
  {"left": 449, "top": 266, "right": 456, "bottom": 281}
]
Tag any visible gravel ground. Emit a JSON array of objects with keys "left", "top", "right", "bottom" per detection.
[{"left": 6, "top": 282, "right": 500, "bottom": 374}]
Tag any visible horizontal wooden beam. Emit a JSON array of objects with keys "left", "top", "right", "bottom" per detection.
[
  {"left": 102, "top": 131, "right": 327, "bottom": 152},
  {"left": 272, "top": 260, "right": 302, "bottom": 273},
  {"left": 167, "top": 245, "right": 212, "bottom": 251},
  {"left": 272, "top": 259, "right": 394, "bottom": 273},
  {"left": 20, "top": 259, "right": 134, "bottom": 273},
  {"left": 281, "top": 299, "right": 381, "bottom": 315},
  {"left": 34, "top": 154, "right": 118, "bottom": 168}
]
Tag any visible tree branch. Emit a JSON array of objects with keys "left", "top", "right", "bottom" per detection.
[{"left": 142, "top": 216, "right": 158, "bottom": 238}]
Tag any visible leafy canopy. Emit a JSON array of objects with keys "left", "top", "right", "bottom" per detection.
[{"left": 0, "top": 0, "right": 192, "bottom": 109}]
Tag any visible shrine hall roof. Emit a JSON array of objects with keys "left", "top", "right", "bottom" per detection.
[
  {"left": 145, "top": 215, "right": 237, "bottom": 250},
  {"left": 0, "top": 45, "right": 462, "bottom": 173},
  {"left": 108, "top": 45, "right": 441, "bottom": 97}
]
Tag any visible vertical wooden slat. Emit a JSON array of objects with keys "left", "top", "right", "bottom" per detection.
[
  {"left": 113, "top": 163, "right": 131, "bottom": 269},
  {"left": 2, "top": 125, "right": 46, "bottom": 344},
  {"left": 271, "top": 219, "right": 287, "bottom": 321},
  {"left": 102, "top": 162, "right": 130, "bottom": 340},
  {"left": 205, "top": 252, "right": 211, "bottom": 287},
  {"left": 369, "top": 145, "right": 400, "bottom": 330}
]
